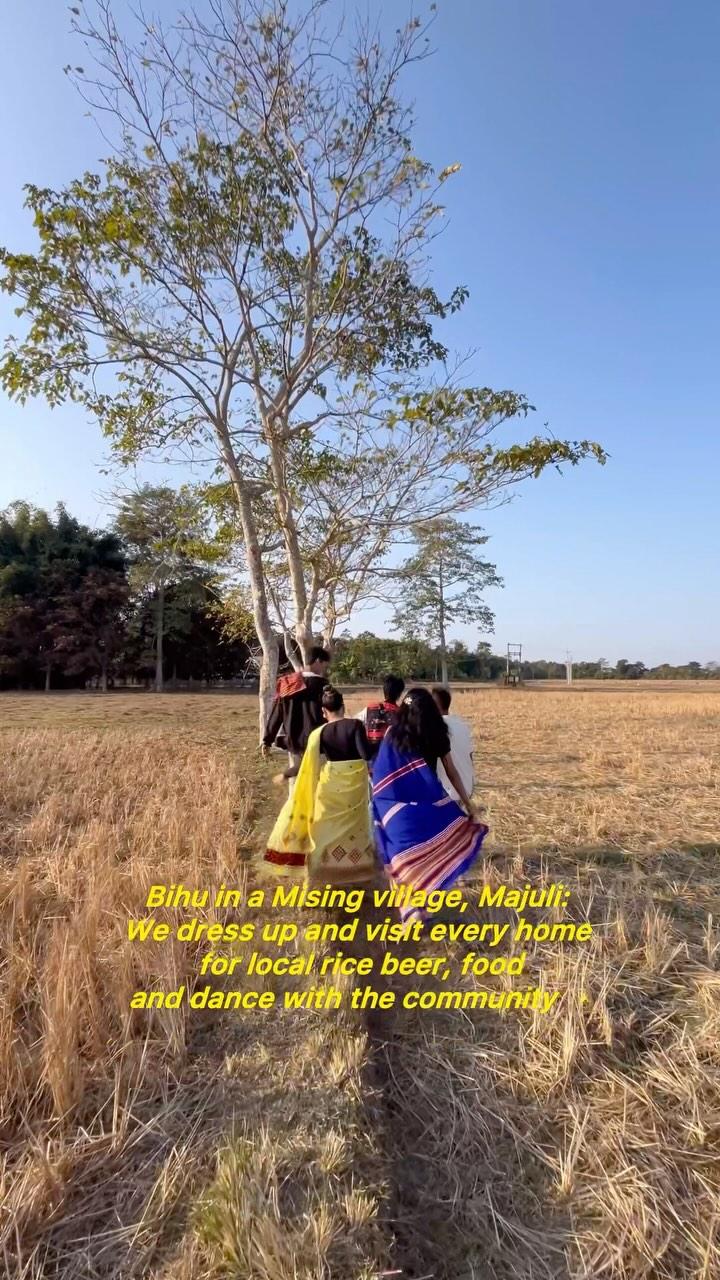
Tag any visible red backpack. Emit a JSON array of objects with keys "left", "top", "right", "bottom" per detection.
[{"left": 365, "top": 701, "right": 398, "bottom": 747}]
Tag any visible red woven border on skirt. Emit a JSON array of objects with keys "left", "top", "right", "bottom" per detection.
[{"left": 265, "top": 848, "right": 307, "bottom": 867}]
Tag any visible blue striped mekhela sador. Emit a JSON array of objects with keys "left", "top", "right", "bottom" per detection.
[{"left": 371, "top": 736, "right": 488, "bottom": 920}]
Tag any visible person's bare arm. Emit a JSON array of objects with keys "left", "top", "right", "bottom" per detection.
[{"left": 441, "top": 752, "right": 477, "bottom": 817}]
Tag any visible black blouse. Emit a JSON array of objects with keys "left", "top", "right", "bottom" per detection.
[
  {"left": 282, "top": 716, "right": 372, "bottom": 778},
  {"left": 320, "top": 718, "right": 372, "bottom": 762}
]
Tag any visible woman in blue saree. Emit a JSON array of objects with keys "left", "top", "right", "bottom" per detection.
[{"left": 372, "top": 688, "right": 488, "bottom": 919}]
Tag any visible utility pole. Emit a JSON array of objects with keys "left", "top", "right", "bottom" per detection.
[{"left": 505, "top": 643, "right": 522, "bottom": 687}]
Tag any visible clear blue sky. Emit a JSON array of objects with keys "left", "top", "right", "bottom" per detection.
[{"left": 1, "top": 1, "right": 718, "bottom": 665}]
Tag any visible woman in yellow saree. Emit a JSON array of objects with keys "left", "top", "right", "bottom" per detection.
[{"left": 263, "top": 687, "right": 377, "bottom": 885}]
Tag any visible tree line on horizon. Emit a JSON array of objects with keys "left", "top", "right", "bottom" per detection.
[
  {"left": 1, "top": 496, "right": 715, "bottom": 691},
  {"left": 330, "top": 636, "right": 718, "bottom": 684}
]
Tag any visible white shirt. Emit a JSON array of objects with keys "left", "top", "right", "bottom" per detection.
[{"left": 437, "top": 714, "right": 474, "bottom": 803}]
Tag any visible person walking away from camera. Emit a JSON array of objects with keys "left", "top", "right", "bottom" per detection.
[
  {"left": 355, "top": 674, "right": 405, "bottom": 759},
  {"left": 371, "top": 687, "right": 488, "bottom": 921},
  {"left": 431, "top": 686, "right": 475, "bottom": 805},
  {"left": 263, "top": 686, "right": 377, "bottom": 885},
  {"left": 261, "top": 646, "right": 330, "bottom": 790}
]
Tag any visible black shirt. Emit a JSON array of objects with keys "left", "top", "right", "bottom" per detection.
[{"left": 263, "top": 674, "right": 328, "bottom": 753}]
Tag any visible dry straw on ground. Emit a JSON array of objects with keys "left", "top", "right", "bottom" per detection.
[
  {"left": 1, "top": 686, "right": 719, "bottom": 1279},
  {"left": 0, "top": 721, "right": 385, "bottom": 1279}
]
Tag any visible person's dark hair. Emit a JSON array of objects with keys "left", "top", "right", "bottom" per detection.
[
  {"left": 432, "top": 685, "right": 452, "bottom": 714},
  {"left": 310, "top": 645, "right": 331, "bottom": 665},
  {"left": 383, "top": 674, "right": 405, "bottom": 704},
  {"left": 388, "top": 686, "right": 450, "bottom": 759},
  {"left": 321, "top": 685, "right": 344, "bottom": 714}
]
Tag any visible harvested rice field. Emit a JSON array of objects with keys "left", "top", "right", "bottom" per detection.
[{"left": 1, "top": 684, "right": 719, "bottom": 1280}]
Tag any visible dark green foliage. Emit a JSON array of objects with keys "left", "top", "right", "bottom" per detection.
[
  {"left": 0, "top": 498, "right": 249, "bottom": 689},
  {"left": 330, "top": 633, "right": 507, "bottom": 683},
  {"left": 0, "top": 502, "right": 128, "bottom": 689},
  {"left": 115, "top": 485, "right": 221, "bottom": 691}
]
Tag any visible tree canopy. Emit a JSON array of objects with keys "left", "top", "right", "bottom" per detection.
[
  {"left": 391, "top": 518, "right": 500, "bottom": 682},
  {"left": 0, "top": 502, "right": 129, "bottom": 690},
  {"left": 0, "top": 0, "right": 605, "bottom": 735},
  {"left": 116, "top": 485, "right": 219, "bottom": 690}
]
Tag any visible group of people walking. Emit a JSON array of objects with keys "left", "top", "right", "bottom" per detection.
[{"left": 261, "top": 648, "right": 488, "bottom": 906}]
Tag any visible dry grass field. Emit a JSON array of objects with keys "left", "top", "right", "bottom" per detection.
[{"left": 1, "top": 685, "right": 719, "bottom": 1280}]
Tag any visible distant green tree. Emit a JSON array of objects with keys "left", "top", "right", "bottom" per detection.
[
  {"left": 615, "top": 659, "right": 646, "bottom": 680},
  {"left": 574, "top": 660, "right": 602, "bottom": 679},
  {"left": 0, "top": 501, "right": 128, "bottom": 689},
  {"left": 469, "top": 641, "right": 506, "bottom": 682},
  {"left": 161, "top": 583, "right": 250, "bottom": 684},
  {"left": 330, "top": 632, "right": 438, "bottom": 683},
  {"left": 115, "top": 486, "right": 218, "bottom": 691},
  {"left": 392, "top": 519, "right": 500, "bottom": 683},
  {"left": 50, "top": 565, "right": 130, "bottom": 690}
]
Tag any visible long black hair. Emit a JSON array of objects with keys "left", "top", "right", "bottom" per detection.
[{"left": 387, "top": 686, "right": 451, "bottom": 760}]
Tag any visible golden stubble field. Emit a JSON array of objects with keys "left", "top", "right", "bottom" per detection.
[{"left": 1, "top": 684, "right": 719, "bottom": 1280}]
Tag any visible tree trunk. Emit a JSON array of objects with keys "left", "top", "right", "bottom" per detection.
[
  {"left": 296, "top": 624, "right": 314, "bottom": 668},
  {"left": 44, "top": 661, "right": 51, "bottom": 692},
  {"left": 283, "top": 630, "right": 303, "bottom": 672},
  {"left": 266, "top": 428, "right": 314, "bottom": 665},
  {"left": 258, "top": 627, "right": 280, "bottom": 737},
  {"left": 100, "top": 656, "right": 108, "bottom": 693},
  {"left": 438, "top": 555, "right": 448, "bottom": 684},
  {"left": 320, "top": 605, "right": 335, "bottom": 654},
  {"left": 155, "top": 584, "right": 164, "bottom": 692},
  {"left": 217, "top": 434, "right": 280, "bottom": 742}
]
